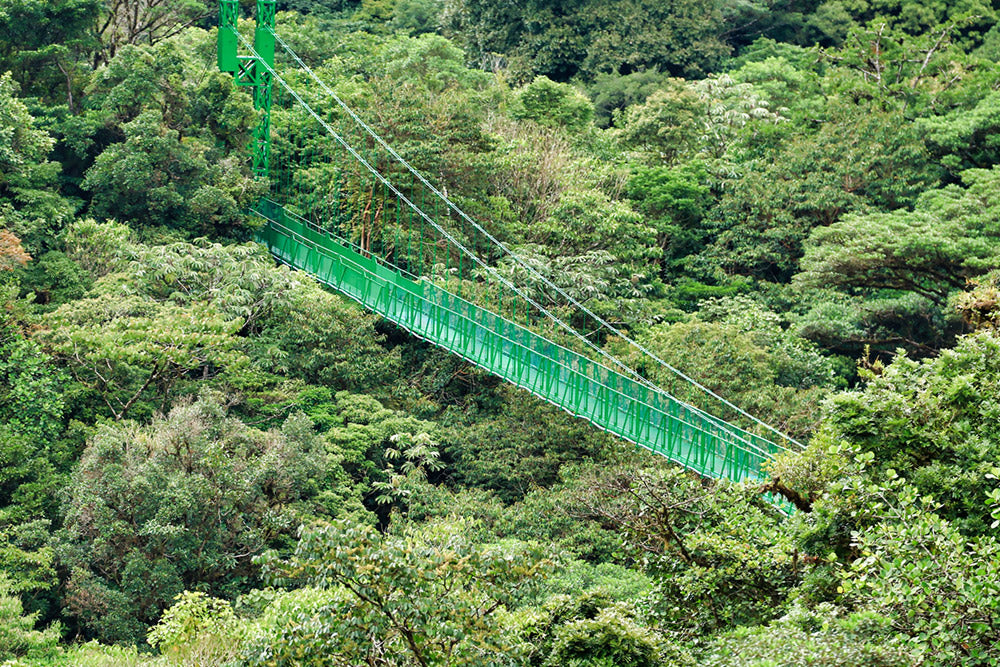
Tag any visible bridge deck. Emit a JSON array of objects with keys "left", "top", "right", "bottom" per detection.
[{"left": 254, "top": 200, "right": 785, "bottom": 487}]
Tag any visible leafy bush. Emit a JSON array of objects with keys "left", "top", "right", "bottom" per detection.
[
  {"left": 0, "top": 573, "right": 61, "bottom": 663},
  {"left": 253, "top": 518, "right": 548, "bottom": 666},
  {"left": 147, "top": 591, "right": 243, "bottom": 664},
  {"left": 697, "top": 604, "right": 915, "bottom": 667}
]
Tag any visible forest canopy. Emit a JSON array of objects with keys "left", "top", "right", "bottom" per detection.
[{"left": 2, "top": 0, "right": 1000, "bottom": 665}]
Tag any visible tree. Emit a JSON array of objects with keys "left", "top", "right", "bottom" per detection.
[
  {"left": 532, "top": 189, "right": 656, "bottom": 267},
  {"left": 955, "top": 270, "right": 1000, "bottom": 331},
  {"left": 442, "top": 383, "right": 616, "bottom": 504},
  {"left": 0, "top": 573, "right": 61, "bottom": 663},
  {"left": 78, "top": 38, "right": 261, "bottom": 237},
  {"left": 321, "top": 391, "right": 440, "bottom": 516},
  {"left": 445, "top": 0, "right": 732, "bottom": 82},
  {"left": 93, "top": 0, "right": 206, "bottom": 67},
  {"left": 619, "top": 81, "right": 706, "bottom": 164},
  {"left": 0, "top": 326, "right": 67, "bottom": 518},
  {"left": 813, "top": 329, "right": 1000, "bottom": 536},
  {"left": 841, "top": 485, "right": 1000, "bottom": 665},
  {"left": 82, "top": 110, "right": 258, "bottom": 236},
  {"left": 627, "top": 161, "right": 711, "bottom": 276},
  {"left": 818, "top": 8, "right": 997, "bottom": 112},
  {"left": 0, "top": 0, "right": 100, "bottom": 107},
  {"left": 256, "top": 518, "right": 548, "bottom": 666},
  {"left": 607, "top": 308, "right": 832, "bottom": 440},
  {"left": 697, "top": 604, "right": 915, "bottom": 666},
  {"left": 588, "top": 69, "right": 672, "bottom": 128},
  {"left": 505, "top": 590, "right": 681, "bottom": 667},
  {"left": 146, "top": 591, "right": 243, "bottom": 665},
  {"left": 58, "top": 395, "right": 325, "bottom": 644},
  {"left": 705, "top": 104, "right": 939, "bottom": 283},
  {"left": 920, "top": 91, "right": 1000, "bottom": 177},
  {"left": 795, "top": 167, "right": 1000, "bottom": 307},
  {"left": 41, "top": 293, "right": 247, "bottom": 421},
  {"left": 619, "top": 74, "right": 785, "bottom": 165},
  {"left": 513, "top": 76, "right": 594, "bottom": 132},
  {"left": 0, "top": 73, "right": 77, "bottom": 254},
  {"left": 575, "top": 464, "right": 800, "bottom": 639},
  {"left": 0, "top": 230, "right": 30, "bottom": 272}
]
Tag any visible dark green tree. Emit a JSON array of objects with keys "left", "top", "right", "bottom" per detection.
[{"left": 58, "top": 395, "right": 325, "bottom": 644}]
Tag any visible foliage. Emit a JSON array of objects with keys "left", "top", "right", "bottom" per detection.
[
  {"left": 49, "top": 641, "right": 149, "bottom": 667},
  {"left": 0, "top": 72, "right": 76, "bottom": 254},
  {"left": 920, "top": 91, "right": 1000, "bottom": 176},
  {"left": 6, "top": 1, "right": 1000, "bottom": 662},
  {"left": 609, "top": 306, "right": 832, "bottom": 439},
  {"left": 697, "top": 604, "right": 915, "bottom": 666},
  {"left": 446, "top": 0, "right": 732, "bottom": 81},
  {"left": 796, "top": 167, "right": 1000, "bottom": 307},
  {"left": 0, "top": 0, "right": 99, "bottom": 106},
  {"left": 41, "top": 293, "right": 246, "bottom": 421},
  {"left": 626, "top": 161, "right": 711, "bottom": 275},
  {"left": 82, "top": 110, "right": 259, "bottom": 236},
  {"left": 0, "top": 230, "right": 30, "bottom": 272},
  {"left": 57, "top": 395, "right": 325, "bottom": 644},
  {"left": 545, "top": 607, "right": 662, "bottom": 667},
  {"left": 575, "top": 465, "right": 800, "bottom": 638},
  {"left": 818, "top": 330, "right": 1000, "bottom": 536},
  {"left": 841, "top": 482, "right": 1000, "bottom": 665},
  {"left": 321, "top": 391, "right": 440, "bottom": 513},
  {"left": 619, "top": 74, "right": 785, "bottom": 166},
  {"left": 955, "top": 269, "right": 1000, "bottom": 330},
  {"left": 255, "top": 518, "right": 548, "bottom": 666},
  {"left": 93, "top": 0, "right": 205, "bottom": 67},
  {"left": 820, "top": 16, "right": 994, "bottom": 112},
  {"left": 485, "top": 184, "right": 663, "bottom": 315},
  {"left": 706, "top": 104, "right": 939, "bottom": 283},
  {"left": 147, "top": 591, "right": 243, "bottom": 664},
  {"left": 513, "top": 76, "right": 594, "bottom": 132},
  {"left": 698, "top": 296, "right": 839, "bottom": 388},
  {"left": 618, "top": 80, "right": 705, "bottom": 164},
  {"left": 442, "top": 384, "right": 616, "bottom": 503},
  {"left": 77, "top": 37, "right": 261, "bottom": 238},
  {"left": 589, "top": 69, "right": 672, "bottom": 128},
  {"left": 505, "top": 591, "right": 680, "bottom": 667},
  {"left": 61, "top": 218, "right": 134, "bottom": 278},
  {"left": 0, "top": 325, "right": 65, "bottom": 444},
  {"left": 0, "top": 573, "right": 62, "bottom": 663},
  {"left": 793, "top": 289, "right": 960, "bottom": 359}
]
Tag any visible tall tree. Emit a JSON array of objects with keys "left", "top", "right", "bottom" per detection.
[
  {"left": 93, "top": 0, "right": 206, "bottom": 67},
  {"left": 0, "top": 73, "right": 77, "bottom": 254}
]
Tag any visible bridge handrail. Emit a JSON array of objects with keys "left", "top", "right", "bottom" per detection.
[
  {"left": 259, "top": 199, "right": 790, "bottom": 458},
  {"left": 254, "top": 205, "right": 788, "bottom": 466}
]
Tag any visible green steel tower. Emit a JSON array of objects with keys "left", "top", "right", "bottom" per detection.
[{"left": 218, "top": 0, "right": 275, "bottom": 180}]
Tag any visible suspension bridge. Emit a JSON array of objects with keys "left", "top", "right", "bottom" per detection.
[{"left": 217, "top": 2, "right": 801, "bottom": 507}]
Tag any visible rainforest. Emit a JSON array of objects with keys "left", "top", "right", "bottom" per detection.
[{"left": 2, "top": 0, "right": 1000, "bottom": 665}]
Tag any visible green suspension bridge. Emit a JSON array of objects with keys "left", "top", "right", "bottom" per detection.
[{"left": 218, "top": 2, "right": 802, "bottom": 506}]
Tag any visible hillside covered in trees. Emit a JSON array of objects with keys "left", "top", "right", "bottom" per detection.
[{"left": 2, "top": 0, "right": 1000, "bottom": 665}]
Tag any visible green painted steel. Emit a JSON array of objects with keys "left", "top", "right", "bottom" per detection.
[
  {"left": 217, "top": 0, "right": 239, "bottom": 73},
  {"left": 249, "top": 1, "right": 274, "bottom": 179},
  {"left": 251, "top": 200, "right": 787, "bottom": 488},
  {"left": 219, "top": 1, "right": 274, "bottom": 179},
  {"left": 254, "top": 0, "right": 276, "bottom": 68}
]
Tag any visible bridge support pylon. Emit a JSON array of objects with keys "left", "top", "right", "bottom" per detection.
[{"left": 218, "top": 1, "right": 275, "bottom": 181}]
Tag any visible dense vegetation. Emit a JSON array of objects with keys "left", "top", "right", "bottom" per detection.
[{"left": 2, "top": 0, "right": 1000, "bottom": 664}]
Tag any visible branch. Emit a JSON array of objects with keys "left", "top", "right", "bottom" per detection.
[
  {"left": 759, "top": 476, "right": 813, "bottom": 513},
  {"left": 116, "top": 361, "right": 163, "bottom": 420}
]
